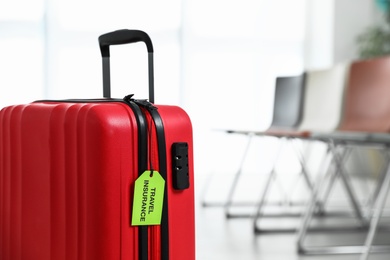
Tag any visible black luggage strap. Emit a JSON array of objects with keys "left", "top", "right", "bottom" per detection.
[
  {"left": 149, "top": 109, "right": 169, "bottom": 260},
  {"left": 125, "top": 96, "right": 169, "bottom": 260},
  {"left": 123, "top": 99, "right": 149, "bottom": 260}
]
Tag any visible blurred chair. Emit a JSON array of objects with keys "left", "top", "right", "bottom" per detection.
[
  {"left": 297, "top": 55, "right": 390, "bottom": 256},
  {"left": 298, "top": 62, "right": 348, "bottom": 133},
  {"left": 269, "top": 75, "right": 306, "bottom": 129},
  {"left": 252, "top": 63, "right": 350, "bottom": 232},
  {"left": 221, "top": 74, "right": 309, "bottom": 219}
]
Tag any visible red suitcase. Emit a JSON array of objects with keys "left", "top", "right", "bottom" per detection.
[{"left": 0, "top": 29, "right": 195, "bottom": 260}]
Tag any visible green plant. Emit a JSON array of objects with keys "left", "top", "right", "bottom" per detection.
[{"left": 356, "top": 0, "right": 390, "bottom": 58}]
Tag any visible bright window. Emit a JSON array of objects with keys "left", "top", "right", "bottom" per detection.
[{"left": 0, "top": 0, "right": 306, "bottom": 176}]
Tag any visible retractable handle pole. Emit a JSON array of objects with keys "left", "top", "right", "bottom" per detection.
[{"left": 99, "top": 29, "right": 154, "bottom": 103}]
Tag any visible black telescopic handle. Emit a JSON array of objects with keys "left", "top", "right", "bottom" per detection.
[{"left": 98, "top": 29, "right": 154, "bottom": 103}]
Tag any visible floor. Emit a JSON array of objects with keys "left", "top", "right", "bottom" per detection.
[
  {"left": 195, "top": 205, "right": 390, "bottom": 260},
  {"left": 195, "top": 176, "right": 390, "bottom": 260},
  {"left": 193, "top": 132, "right": 390, "bottom": 260}
]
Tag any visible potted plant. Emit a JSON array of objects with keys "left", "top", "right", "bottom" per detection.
[{"left": 356, "top": 0, "right": 390, "bottom": 58}]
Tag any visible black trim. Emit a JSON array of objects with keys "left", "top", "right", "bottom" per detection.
[
  {"left": 126, "top": 101, "right": 149, "bottom": 260},
  {"left": 99, "top": 29, "right": 154, "bottom": 55},
  {"left": 34, "top": 98, "right": 125, "bottom": 103},
  {"left": 128, "top": 97, "right": 169, "bottom": 260},
  {"left": 172, "top": 143, "right": 190, "bottom": 190},
  {"left": 149, "top": 109, "right": 169, "bottom": 260},
  {"left": 102, "top": 57, "right": 111, "bottom": 98}
]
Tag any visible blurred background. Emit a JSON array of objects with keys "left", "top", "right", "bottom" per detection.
[
  {"left": 0, "top": 0, "right": 382, "bottom": 176},
  {"left": 1, "top": 0, "right": 389, "bottom": 258}
]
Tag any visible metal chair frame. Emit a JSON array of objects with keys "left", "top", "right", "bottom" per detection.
[
  {"left": 297, "top": 139, "right": 390, "bottom": 256},
  {"left": 296, "top": 55, "right": 390, "bottom": 258},
  {"left": 202, "top": 74, "right": 311, "bottom": 219}
]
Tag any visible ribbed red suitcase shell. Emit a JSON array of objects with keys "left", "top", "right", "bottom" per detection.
[{"left": 0, "top": 101, "right": 195, "bottom": 260}]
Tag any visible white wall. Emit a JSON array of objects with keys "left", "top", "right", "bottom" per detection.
[
  {"left": 334, "top": 0, "right": 378, "bottom": 63},
  {"left": 183, "top": 0, "right": 307, "bottom": 177},
  {"left": 305, "top": 0, "right": 379, "bottom": 69},
  {"left": 304, "top": 0, "right": 334, "bottom": 69}
]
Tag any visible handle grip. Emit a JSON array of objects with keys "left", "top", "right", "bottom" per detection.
[
  {"left": 99, "top": 29, "right": 153, "bottom": 56},
  {"left": 98, "top": 29, "right": 154, "bottom": 103}
]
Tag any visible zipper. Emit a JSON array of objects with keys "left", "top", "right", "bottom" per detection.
[
  {"left": 126, "top": 96, "right": 169, "bottom": 260},
  {"left": 124, "top": 95, "right": 157, "bottom": 111},
  {"left": 145, "top": 112, "right": 161, "bottom": 260},
  {"left": 131, "top": 97, "right": 161, "bottom": 260},
  {"left": 122, "top": 97, "right": 149, "bottom": 260}
]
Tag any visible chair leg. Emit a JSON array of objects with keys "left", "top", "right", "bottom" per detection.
[
  {"left": 254, "top": 139, "right": 332, "bottom": 232},
  {"left": 364, "top": 149, "right": 390, "bottom": 211},
  {"left": 291, "top": 138, "right": 327, "bottom": 213},
  {"left": 253, "top": 139, "right": 287, "bottom": 232},
  {"left": 227, "top": 136, "right": 306, "bottom": 220},
  {"left": 252, "top": 164, "right": 278, "bottom": 231},
  {"left": 360, "top": 151, "right": 390, "bottom": 260},
  {"left": 201, "top": 133, "right": 253, "bottom": 208},
  {"left": 318, "top": 145, "right": 351, "bottom": 214},
  {"left": 329, "top": 141, "right": 368, "bottom": 226},
  {"left": 224, "top": 135, "right": 314, "bottom": 220},
  {"left": 297, "top": 149, "right": 334, "bottom": 253},
  {"left": 291, "top": 138, "right": 315, "bottom": 191},
  {"left": 297, "top": 143, "right": 367, "bottom": 255},
  {"left": 297, "top": 143, "right": 390, "bottom": 256},
  {"left": 224, "top": 133, "right": 254, "bottom": 215}
]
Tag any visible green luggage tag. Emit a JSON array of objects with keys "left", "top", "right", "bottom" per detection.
[{"left": 131, "top": 170, "right": 165, "bottom": 226}]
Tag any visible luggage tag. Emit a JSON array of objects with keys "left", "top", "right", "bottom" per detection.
[{"left": 131, "top": 170, "right": 165, "bottom": 226}]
